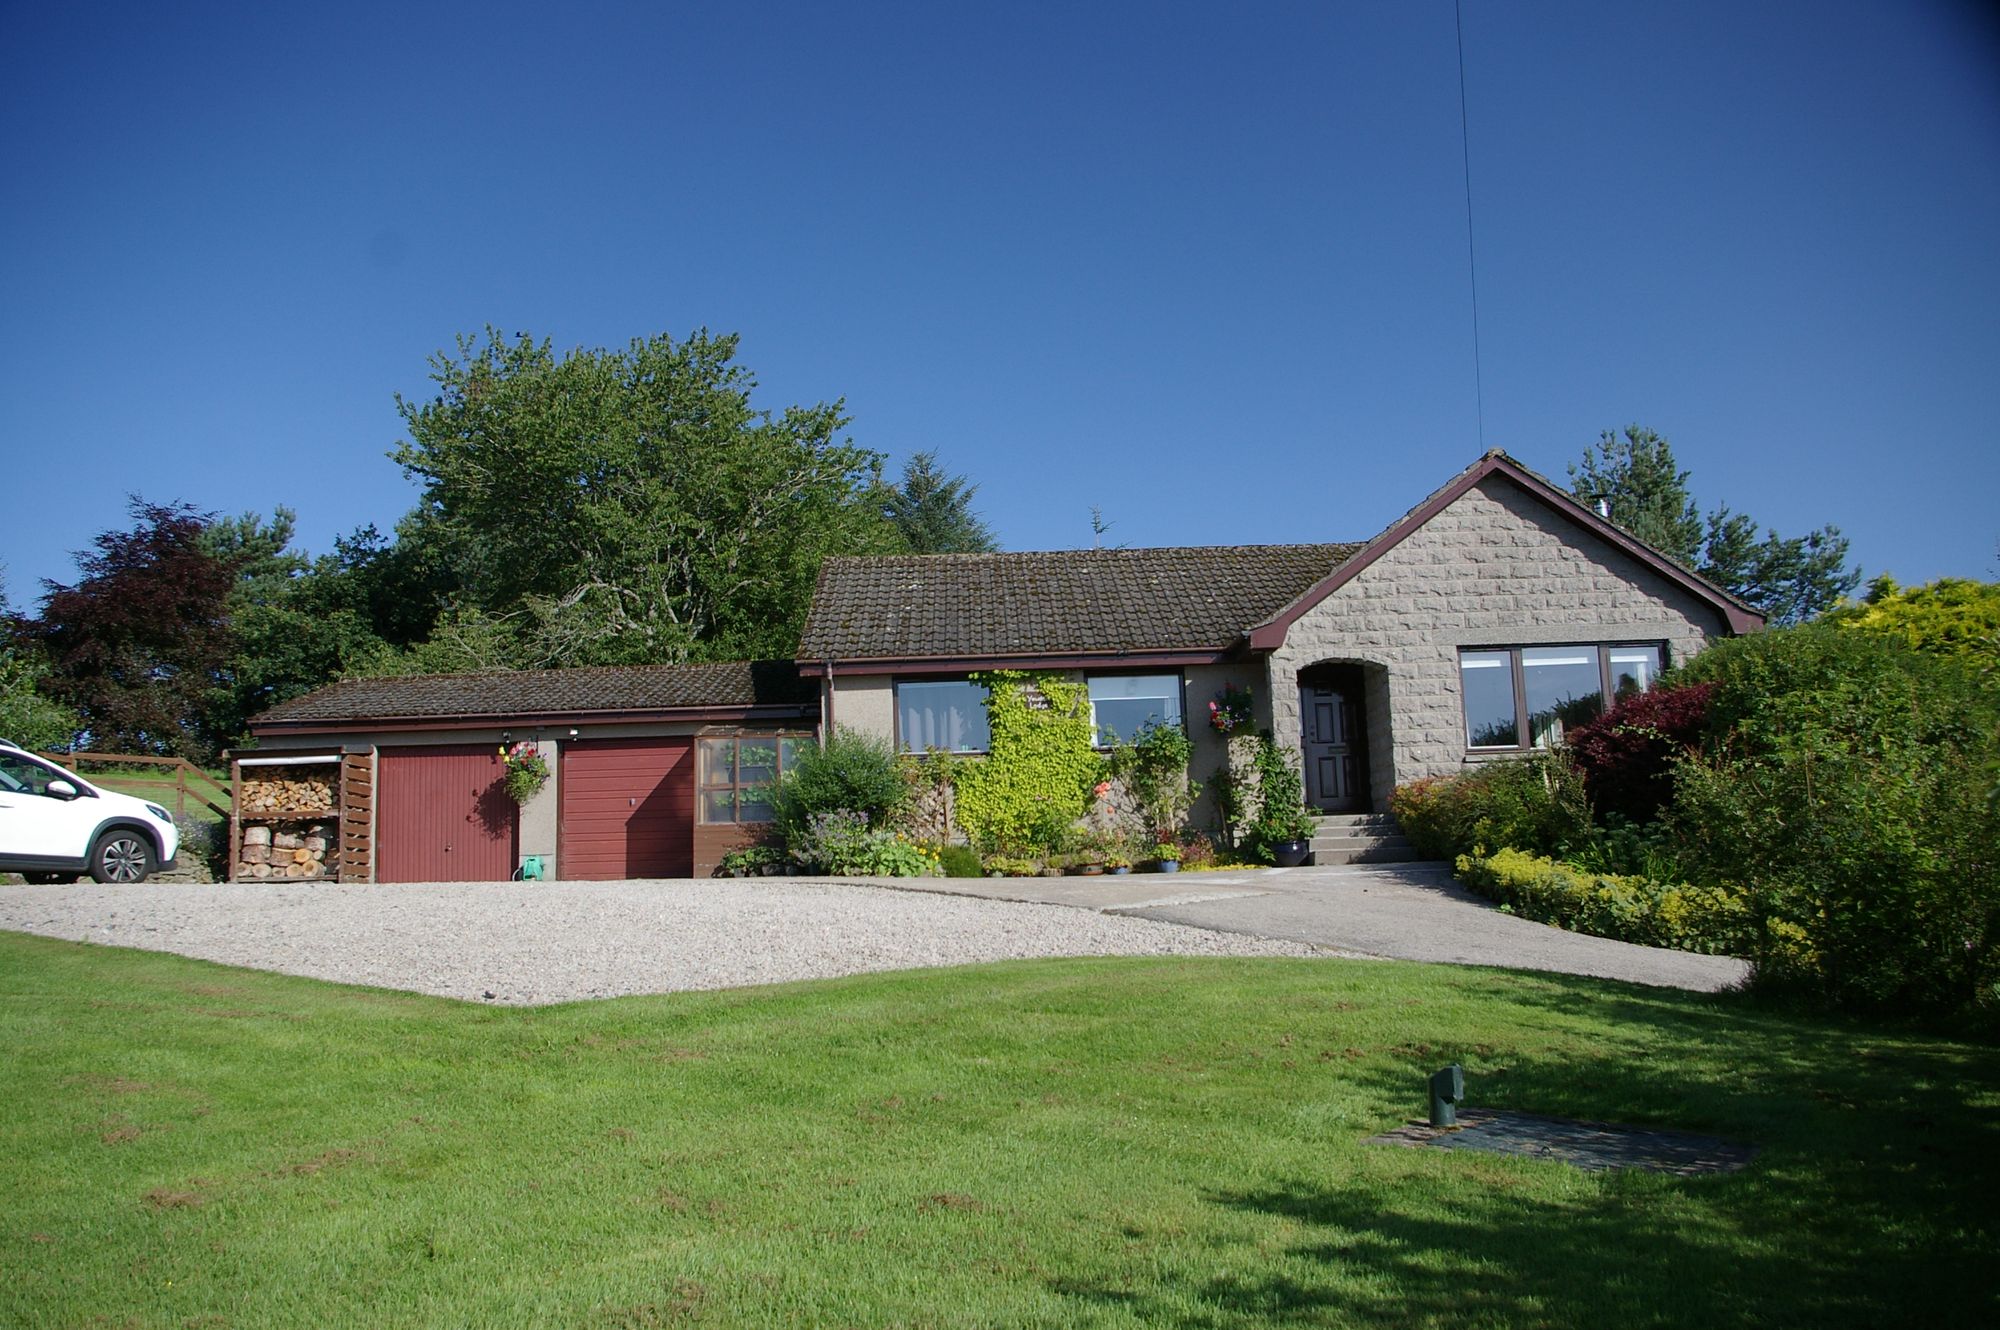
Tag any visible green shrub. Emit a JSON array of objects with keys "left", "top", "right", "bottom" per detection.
[
  {"left": 718, "top": 844, "right": 784, "bottom": 875},
  {"left": 1244, "top": 735, "right": 1314, "bottom": 862},
  {"left": 935, "top": 844, "right": 984, "bottom": 878},
  {"left": 774, "top": 728, "right": 907, "bottom": 846},
  {"left": 1107, "top": 722, "right": 1198, "bottom": 839},
  {"left": 1455, "top": 847, "right": 1753, "bottom": 957},
  {"left": 788, "top": 809, "right": 938, "bottom": 876},
  {"left": 1667, "top": 624, "right": 2000, "bottom": 1016},
  {"left": 1389, "top": 752, "right": 1591, "bottom": 862}
]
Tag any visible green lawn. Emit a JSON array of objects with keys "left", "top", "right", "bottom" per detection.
[{"left": 2, "top": 934, "right": 1994, "bottom": 1328}]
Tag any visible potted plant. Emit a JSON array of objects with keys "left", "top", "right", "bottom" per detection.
[
  {"left": 1262, "top": 807, "right": 1316, "bottom": 867},
  {"left": 1151, "top": 841, "right": 1182, "bottom": 873},
  {"left": 499, "top": 741, "right": 550, "bottom": 804},
  {"left": 1104, "top": 850, "right": 1133, "bottom": 875},
  {"left": 1249, "top": 737, "right": 1315, "bottom": 867}
]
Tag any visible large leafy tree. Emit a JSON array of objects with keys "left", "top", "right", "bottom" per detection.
[
  {"left": 0, "top": 570, "right": 83, "bottom": 750},
  {"left": 18, "top": 501, "right": 239, "bottom": 760},
  {"left": 390, "top": 328, "right": 902, "bottom": 665},
  {"left": 198, "top": 509, "right": 389, "bottom": 742},
  {"left": 882, "top": 450, "right": 997, "bottom": 553},
  {"left": 1569, "top": 427, "right": 1859, "bottom": 625}
]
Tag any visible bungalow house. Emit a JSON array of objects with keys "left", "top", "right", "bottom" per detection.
[
  {"left": 797, "top": 450, "right": 1757, "bottom": 827},
  {"left": 241, "top": 451, "right": 1758, "bottom": 880}
]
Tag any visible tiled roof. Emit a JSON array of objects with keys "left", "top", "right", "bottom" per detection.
[
  {"left": 798, "top": 544, "right": 1361, "bottom": 662},
  {"left": 251, "top": 660, "right": 816, "bottom": 727}
]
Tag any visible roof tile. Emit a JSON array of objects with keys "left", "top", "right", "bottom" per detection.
[
  {"left": 798, "top": 544, "right": 1360, "bottom": 661},
  {"left": 251, "top": 660, "right": 815, "bottom": 727}
]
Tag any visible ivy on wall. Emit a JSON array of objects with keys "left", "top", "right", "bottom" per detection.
[{"left": 952, "top": 671, "right": 1104, "bottom": 852}]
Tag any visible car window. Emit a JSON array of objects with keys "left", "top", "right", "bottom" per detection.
[{"left": 0, "top": 753, "right": 66, "bottom": 797}]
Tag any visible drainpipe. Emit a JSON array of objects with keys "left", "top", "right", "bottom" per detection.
[{"left": 821, "top": 659, "right": 835, "bottom": 746}]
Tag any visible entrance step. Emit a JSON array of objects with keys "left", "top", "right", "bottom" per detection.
[{"left": 1309, "top": 811, "right": 1421, "bottom": 865}]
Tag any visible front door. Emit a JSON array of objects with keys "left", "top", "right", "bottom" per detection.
[{"left": 1300, "top": 681, "right": 1365, "bottom": 812}]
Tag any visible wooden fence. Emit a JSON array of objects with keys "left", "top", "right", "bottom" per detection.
[{"left": 34, "top": 752, "right": 233, "bottom": 821}]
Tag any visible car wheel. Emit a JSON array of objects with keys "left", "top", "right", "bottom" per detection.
[
  {"left": 21, "top": 871, "right": 79, "bottom": 885},
  {"left": 88, "top": 830, "right": 155, "bottom": 884}
]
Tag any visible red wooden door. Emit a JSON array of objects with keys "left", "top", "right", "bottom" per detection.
[
  {"left": 559, "top": 738, "right": 693, "bottom": 879},
  {"left": 376, "top": 746, "right": 517, "bottom": 883}
]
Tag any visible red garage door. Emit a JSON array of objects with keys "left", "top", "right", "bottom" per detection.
[
  {"left": 559, "top": 738, "right": 693, "bottom": 879},
  {"left": 376, "top": 746, "right": 517, "bottom": 883}
]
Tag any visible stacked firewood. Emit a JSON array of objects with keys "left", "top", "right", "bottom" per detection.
[
  {"left": 239, "top": 773, "right": 336, "bottom": 815},
  {"left": 238, "top": 823, "right": 337, "bottom": 879}
]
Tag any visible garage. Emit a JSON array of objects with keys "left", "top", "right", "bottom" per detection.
[
  {"left": 558, "top": 737, "right": 694, "bottom": 880},
  {"left": 242, "top": 660, "right": 819, "bottom": 882},
  {"left": 375, "top": 745, "right": 517, "bottom": 883}
]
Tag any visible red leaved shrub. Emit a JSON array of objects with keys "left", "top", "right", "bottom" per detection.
[{"left": 1565, "top": 682, "right": 1715, "bottom": 824}]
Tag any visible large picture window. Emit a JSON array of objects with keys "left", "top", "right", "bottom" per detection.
[
  {"left": 698, "top": 734, "right": 812, "bottom": 824},
  {"left": 895, "top": 680, "right": 991, "bottom": 753},
  {"left": 1088, "top": 674, "right": 1184, "bottom": 746},
  {"left": 1459, "top": 643, "right": 1664, "bottom": 751}
]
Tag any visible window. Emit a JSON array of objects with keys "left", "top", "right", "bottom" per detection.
[
  {"left": 1459, "top": 643, "right": 1664, "bottom": 751},
  {"left": 698, "top": 734, "right": 811, "bottom": 824},
  {"left": 896, "top": 680, "right": 990, "bottom": 753},
  {"left": 0, "top": 753, "right": 70, "bottom": 798},
  {"left": 1088, "top": 673, "right": 1184, "bottom": 746}
]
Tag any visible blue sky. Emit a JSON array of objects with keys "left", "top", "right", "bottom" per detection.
[{"left": 4, "top": 1, "right": 1996, "bottom": 606}]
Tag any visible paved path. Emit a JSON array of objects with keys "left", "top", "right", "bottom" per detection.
[{"left": 871, "top": 861, "right": 1750, "bottom": 993}]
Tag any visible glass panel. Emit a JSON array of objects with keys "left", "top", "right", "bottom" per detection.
[
  {"left": 700, "top": 789, "right": 738, "bottom": 823},
  {"left": 737, "top": 738, "right": 779, "bottom": 788},
  {"left": 778, "top": 737, "right": 811, "bottom": 772},
  {"left": 737, "top": 792, "right": 776, "bottom": 823},
  {"left": 1460, "top": 650, "right": 1518, "bottom": 748},
  {"left": 1088, "top": 674, "right": 1183, "bottom": 745},
  {"left": 697, "top": 738, "right": 734, "bottom": 788},
  {"left": 896, "top": 680, "right": 991, "bottom": 753},
  {"left": 1523, "top": 645, "right": 1604, "bottom": 747},
  {"left": 1608, "top": 645, "right": 1663, "bottom": 700}
]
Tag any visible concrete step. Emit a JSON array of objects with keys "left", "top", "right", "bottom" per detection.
[
  {"left": 1314, "top": 843, "right": 1425, "bottom": 865},
  {"left": 1312, "top": 812, "right": 1399, "bottom": 830},
  {"left": 1307, "top": 811, "right": 1418, "bottom": 865}
]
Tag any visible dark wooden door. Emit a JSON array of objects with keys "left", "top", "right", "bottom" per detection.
[
  {"left": 559, "top": 738, "right": 693, "bottom": 880},
  {"left": 376, "top": 746, "right": 516, "bottom": 883},
  {"left": 1300, "top": 684, "right": 1364, "bottom": 812}
]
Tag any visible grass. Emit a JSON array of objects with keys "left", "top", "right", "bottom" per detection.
[{"left": 2, "top": 934, "right": 1995, "bottom": 1328}]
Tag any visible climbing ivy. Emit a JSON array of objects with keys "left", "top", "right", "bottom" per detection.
[{"left": 952, "top": 671, "right": 1104, "bottom": 853}]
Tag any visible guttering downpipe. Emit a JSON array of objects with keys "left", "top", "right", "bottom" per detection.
[{"left": 822, "top": 658, "right": 835, "bottom": 746}]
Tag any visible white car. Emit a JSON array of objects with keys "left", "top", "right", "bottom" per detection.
[{"left": 0, "top": 740, "right": 181, "bottom": 884}]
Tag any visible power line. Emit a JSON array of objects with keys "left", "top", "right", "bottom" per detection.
[{"left": 1455, "top": 0, "right": 1486, "bottom": 449}]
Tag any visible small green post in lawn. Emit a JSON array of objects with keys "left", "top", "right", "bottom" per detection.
[{"left": 1429, "top": 1063, "right": 1465, "bottom": 1127}]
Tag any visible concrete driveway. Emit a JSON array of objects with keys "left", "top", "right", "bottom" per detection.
[{"left": 873, "top": 861, "right": 1750, "bottom": 993}]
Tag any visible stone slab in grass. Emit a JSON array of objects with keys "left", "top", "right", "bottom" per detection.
[{"left": 1368, "top": 1108, "right": 1757, "bottom": 1175}]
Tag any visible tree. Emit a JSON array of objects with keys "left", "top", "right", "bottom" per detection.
[
  {"left": 391, "top": 328, "right": 901, "bottom": 665},
  {"left": 1568, "top": 427, "right": 1859, "bottom": 624},
  {"left": 19, "top": 500, "right": 238, "bottom": 760},
  {"left": 198, "top": 508, "right": 389, "bottom": 741},
  {"left": 881, "top": 451, "right": 996, "bottom": 553},
  {"left": 0, "top": 570, "right": 83, "bottom": 750}
]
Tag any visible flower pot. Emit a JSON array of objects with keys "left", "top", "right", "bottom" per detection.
[
  {"left": 1110, "top": 866, "right": 1131, "bottom": 875},
  {"left": 1273, "top": 839, "right": 1311, "bottom": 868},
  {"left": 1074, "top": 864, "right": 1105, "bottom": 876},
  {"left": 1156, "top": 859, "right": 1181, "bottom": 874}
]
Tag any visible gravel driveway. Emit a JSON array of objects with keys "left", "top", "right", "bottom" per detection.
[{"left": 0, "top": 879, "right": 1332, "bottom": 1005}]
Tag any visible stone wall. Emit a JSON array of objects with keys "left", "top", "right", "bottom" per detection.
[{"left": 1267, "top": 476, "right": 1731, "bottom": 809}]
